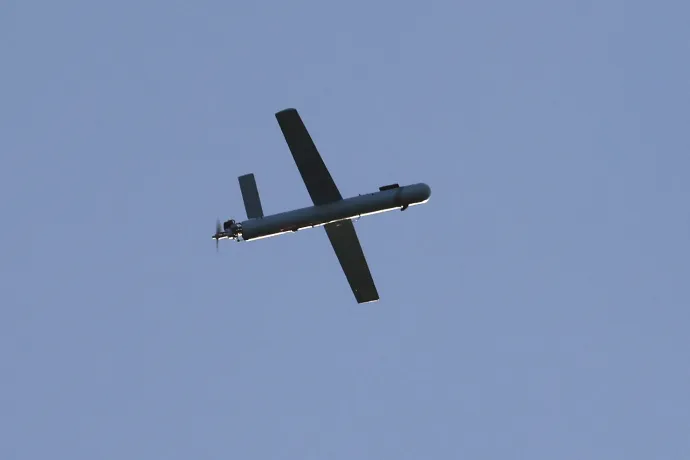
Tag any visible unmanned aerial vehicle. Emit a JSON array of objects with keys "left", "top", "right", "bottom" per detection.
[{"left": 213, "top": 108, "right": 431, "bottom": 303}]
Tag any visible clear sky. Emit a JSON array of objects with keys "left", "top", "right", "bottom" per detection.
[{"left": 2, "top": 1, "right": 688, "bottom": 458}]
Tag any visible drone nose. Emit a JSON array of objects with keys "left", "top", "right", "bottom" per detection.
[
  {"left": 402, "top": 183, "right": 431, "bottom": 204},
  {"left": 418, "top": 183, "right": 431, "bottom": 201}
]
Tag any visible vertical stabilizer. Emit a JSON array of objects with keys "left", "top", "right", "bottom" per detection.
[{"left": 238, "top": 173, "right": 264, "bottom": 219}]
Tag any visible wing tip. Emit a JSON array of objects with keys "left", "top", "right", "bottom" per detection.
[
  {"left": 276, "top": 107, "right": 298, "bottom": 116},
  {"left": 355, "top": 291, "right": 380, "bottom": 304}
]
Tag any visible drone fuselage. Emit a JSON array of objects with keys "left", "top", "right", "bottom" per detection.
[{"left": 221, "top": 182, "right": 430, "bottom": 242}]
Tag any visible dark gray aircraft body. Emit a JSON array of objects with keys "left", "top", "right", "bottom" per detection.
[{"left": 213, "top": 108, "right": 431, "bottom": 303}]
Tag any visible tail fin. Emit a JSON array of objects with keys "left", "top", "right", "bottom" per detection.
[{"left": 238, "top": 173, "right": 264, "bottom": 219}]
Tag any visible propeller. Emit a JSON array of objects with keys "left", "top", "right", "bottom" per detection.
[{"left": 214, "top": 218, "right": 221, "bottom": 251}]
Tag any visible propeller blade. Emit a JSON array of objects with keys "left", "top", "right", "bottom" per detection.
[{"left": 214, "top": 219, "right": 221, "bottom": 252}]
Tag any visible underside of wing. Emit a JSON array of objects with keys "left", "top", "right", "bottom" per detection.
[
  {"left": 275, "top": 108, "right": 343, "bottom": 206},
  {"left": 324, "top": 220, "right": 379, "bottom": 304}
]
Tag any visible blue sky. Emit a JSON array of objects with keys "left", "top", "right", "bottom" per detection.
[{"left": 2, "top": 1, "right": 688, "bottom": 458}]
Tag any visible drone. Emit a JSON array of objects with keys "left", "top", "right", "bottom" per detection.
[{"left": 214, "top": 108, "right": 431, "bottom": 303}]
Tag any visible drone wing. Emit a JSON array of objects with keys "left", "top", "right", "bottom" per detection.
[
  {"left": 275, "top": 108, "right": 342, "bottom": 205},
  {"left": 324, "top": 220, "right": 379, "bottom": 304},
  {"left": 275, "top": 108, "right": 379, "bottom": 304}
]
